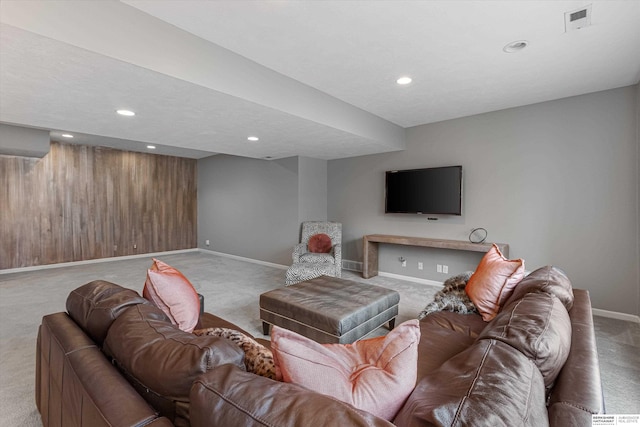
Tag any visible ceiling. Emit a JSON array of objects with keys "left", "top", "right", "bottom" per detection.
[{"left": 1, "top": 1, "right": 639, "bottom": 160}]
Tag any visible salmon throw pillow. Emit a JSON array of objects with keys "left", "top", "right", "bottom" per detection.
[
  {"left": 308, "top": 233, "right": 333, "bottom": 253},
  {"left": 465, "top": 244, "right": 525, "bottom": 321},
  {"left": 271, "top": 319, "right": 420, "bottom": 421},
  {"left": 143, "top": 258, "right": 200, "bottom": 333}
]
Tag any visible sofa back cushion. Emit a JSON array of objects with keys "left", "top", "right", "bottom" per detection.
[
  {"left": 505, "top": 265, "right": 574, "bottom": 310},
  {"left": 416, "top": 311, "right": 487, "bottom": 381},
  {"left": 191, "top": 365, "right": 395, "bottom": 427},
  {"left": 103, "top": 303, "right": 246, "bottom": 425},
  {"left": 393, "top": 339, "right": 548, "bottom": 427},
  {"left": 66, "top": 280, "right": 150, "bottom": 345},
  {"left": 478, "top": 291, "right": 572, "bottom": 388}
]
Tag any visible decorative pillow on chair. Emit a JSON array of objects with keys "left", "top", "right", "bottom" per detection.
[
  {"left": 143, "top": 258, "right": 200, "bottom": 333},
  {"left": 308, "top": 233, "right": 332, "bottom": 253},
  {"left": 271, "top": 319, "right": 420, "bottom": 421},
  {"left": 465, "top": 244, "right": 525, "bottom": 321}
]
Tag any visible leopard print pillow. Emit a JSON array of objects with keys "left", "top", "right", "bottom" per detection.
[{"left": 193, "top": 327, "right": 280, "bottom": 380}]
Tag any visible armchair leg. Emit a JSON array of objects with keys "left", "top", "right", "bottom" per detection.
[
  {"left": 389, "top": 318, "right": 396, "bottom": 330},
  {"left": 262, "top": 322, "right": 270, "bottom": 335}
]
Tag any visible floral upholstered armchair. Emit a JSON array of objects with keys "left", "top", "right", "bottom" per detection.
[{"left": 285, "top": 221, "right": 342, "bottom": 286}]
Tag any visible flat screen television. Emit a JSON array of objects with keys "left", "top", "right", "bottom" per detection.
[{"left": 385, "top": 166, "right": 462, "bottom": 215}]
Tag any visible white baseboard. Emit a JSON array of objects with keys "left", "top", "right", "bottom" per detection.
[
  {"left": 341, "top": 258, "right": 443, "bottom": 287},
  {"left": 592, "top": 308, "right": 640, "bottom": 323},
  {"left": 378, "top": 271, "right": 444, "bottom": 288},
  {"left": 198, "top": 248, "right": 288, "bottom": 270},
  {"left": 0, "top": 248, "right": 199, "bottom": 275},
  {"left": 7, "top": 252, "right": 638, "bottom": 323}
]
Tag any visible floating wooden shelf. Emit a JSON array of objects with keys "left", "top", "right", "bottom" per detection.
[{"left": 362, "top": 234, "right": 508, "bottom": 279}]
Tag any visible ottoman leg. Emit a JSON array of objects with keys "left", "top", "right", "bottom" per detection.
[
  {"left": 262, "top": 322, "right": 270, "bottom": 335},
  {"left": 389, "top": 318, "right": 396, "bottom": 330}
]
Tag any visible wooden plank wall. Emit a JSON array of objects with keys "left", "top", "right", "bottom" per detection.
[{"left": 0, "top": 142, "right": 197, "bottom": 269}]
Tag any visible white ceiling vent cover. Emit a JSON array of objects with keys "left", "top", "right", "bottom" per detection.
[{"left": 565, "top": 4, "right": 592, "bottom": 32}]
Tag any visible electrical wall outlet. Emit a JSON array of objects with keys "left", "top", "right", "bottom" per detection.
[
  {"left": 401, "top": 259, "right": 407, "bottom": 267},
  {"left": 436, "top": 264, "right": 442, "bottom": 273},
  {"left": 205, "top": 239, "right": 210, "bottom": 246},
  {"left": 418, "top": 262, "right": 423, "bottom": 270},
  {"left": 443, "top": 265, "right": 449, "bottom": 274},
  {"left": 133, "top": 244, "right": 137, "bottom": 249}
]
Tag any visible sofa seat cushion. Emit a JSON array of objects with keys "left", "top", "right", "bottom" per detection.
[
  {"left": 103, "top": 304, "right": 245, "bottom": 425},
  {"left": 394, "top": 339, "right": 549, "bottom": 427},
  {"left": 478, "top": 291, "right": 572, "bottom": 389},
  {"left": 271, "top": 320, "right": 420, "bottom": 421},
  {"left": 416, "top": 311, "right": 487, "bottom": 380},
  {"left": 66, "top": 280, "right": 150, "bottom": 345}
]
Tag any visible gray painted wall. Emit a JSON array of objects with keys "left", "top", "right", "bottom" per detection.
[
  {"left": 636, "top": 83, "right": 640, "bottom": 317},
  {"left": 198, "top": 155, "right": 300, "bottom": 266},
  {"left": 298, "top": 156, "right": 328, "bottom": 223},
  {"left": 328, "top": 85, "right": 639, "bottom": 316},
  {"left": 197, "top": 154, "right": 329, "bottom": 266}
]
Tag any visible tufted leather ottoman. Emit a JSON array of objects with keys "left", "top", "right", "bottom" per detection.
[{"left": 259, "top": 276, "right": 399, "bottom": 344}]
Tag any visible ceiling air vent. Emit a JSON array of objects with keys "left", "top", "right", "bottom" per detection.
[{"left": 565, "top": 4, "right": 592, "bottom": 32}]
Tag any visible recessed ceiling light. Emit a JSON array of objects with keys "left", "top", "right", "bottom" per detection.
[
  {"left": 116, "top": 109, "right": 135, "bottom": 116},
  {"left": 61, "top": 134, "right": 74, "bottom": 138},
  {"left": 247, "top": 136, "right": 259, "bottom": 141},
  {"left": 396, "top": 76, "right": 412, "bottom": 85},
  {"left": 503, "top": 40, "right": 529, "bottom": 53},
  {"left": 146, "top": 145, "right": 156, "bottom": 149}
]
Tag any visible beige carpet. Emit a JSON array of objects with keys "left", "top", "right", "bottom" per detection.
[{"left": 1, "top": 251, "right": 638, "bottom": 426}]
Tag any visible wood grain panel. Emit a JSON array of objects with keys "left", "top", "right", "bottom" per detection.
[{"left": 0, "top": 142, "right": 197, "bottom": 269}]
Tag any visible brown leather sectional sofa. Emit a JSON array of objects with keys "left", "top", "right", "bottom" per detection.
[{"left": 36, "top": 266, "right": 603, "bottom": 426}]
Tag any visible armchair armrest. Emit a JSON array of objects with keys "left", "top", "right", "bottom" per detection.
[
  {"left": 333, "top": 243, "right": 342, "bottom": 277},
  {"left": 332, "top": 243, "right": 342, "bottom": 261},
  {"left": 292, "top": 243, "right": 307, "bottom": 263}
]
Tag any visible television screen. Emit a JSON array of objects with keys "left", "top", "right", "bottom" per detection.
[{"left": 385, "top": 166, "right": 462, "bottom": 215}]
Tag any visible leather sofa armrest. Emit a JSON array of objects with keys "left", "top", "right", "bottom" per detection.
[
  {"left": 37, "top": 313, "right": 172, "bottom": 427},
  {"left": 547, "top": 289, "right": 604, "bottom": 426},
  {"left": 190, "top": 364, "right": 394, "bottom": 427}
]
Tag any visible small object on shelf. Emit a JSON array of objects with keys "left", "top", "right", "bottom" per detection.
[{"left": 469, "top": 228, "right": 487, "bottom": 244}]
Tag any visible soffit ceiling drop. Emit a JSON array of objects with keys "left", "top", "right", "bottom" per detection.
[{"left": 1, "top": 1, "right": 639, "bottom": 160}]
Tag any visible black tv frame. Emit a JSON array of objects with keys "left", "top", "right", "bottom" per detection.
[{"left": 384, "top": 165, "right": 463, "bottom": 216}]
